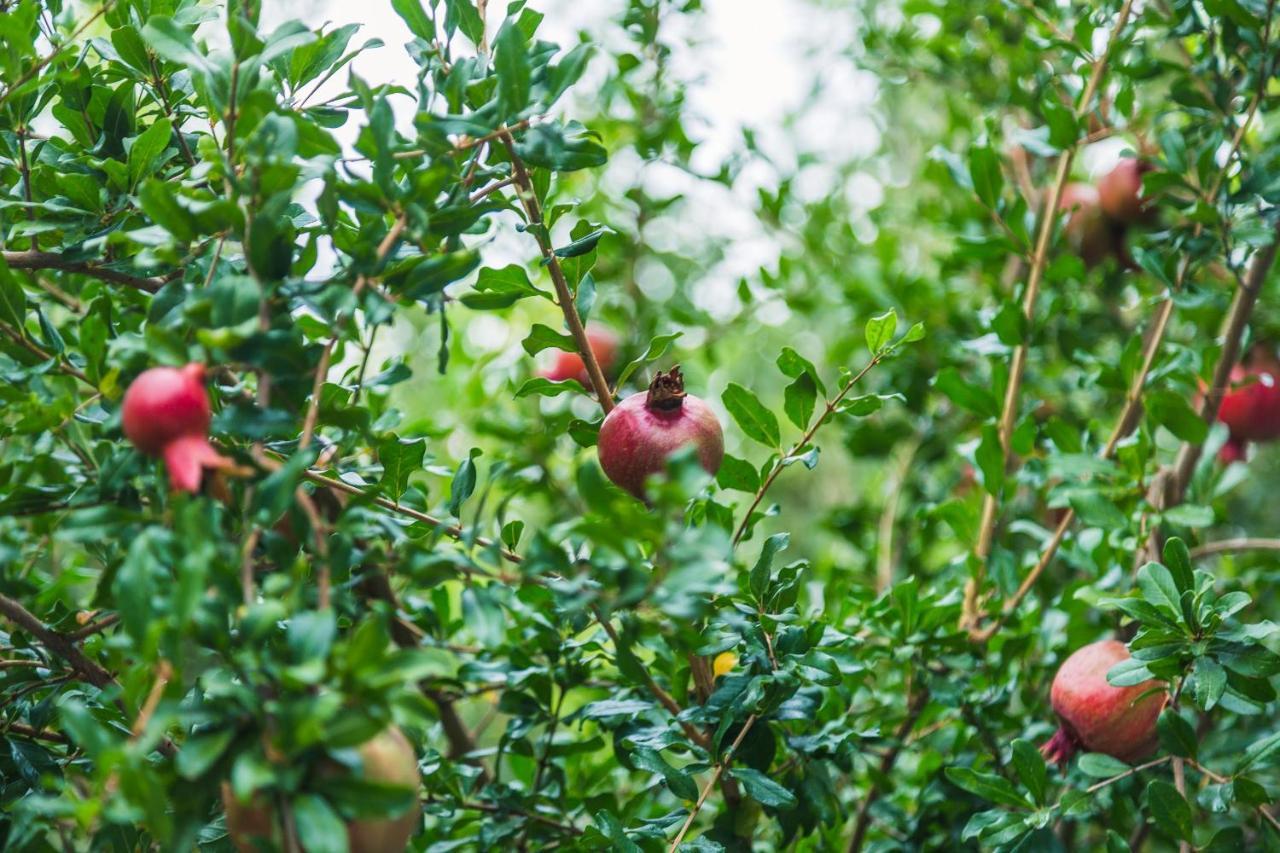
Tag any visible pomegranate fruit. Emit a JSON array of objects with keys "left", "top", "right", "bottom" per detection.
[
  {"left": 222, "top": 727, "right": 422, "bottom": 853},
  {"left": 1059, "top": 183, "right": 1116, "bottom": 268},
  {"left": 122, "top": 363, "right": 229, "bottom": 493},
  {"left": 1041, "top": 640, "right": 1164, "bottom": 765},
  {"left": 1201, "top": 351, "right": 1280, "bottom": 462},
  {"left": 539, "top": 325, "right": 619, "bottom": 387},
  {"left": 1097, "top": 158, "right": 1153, "bottom": 224},
  {"left": 597, "top": 366, "right": 724, "bottom": 499}
]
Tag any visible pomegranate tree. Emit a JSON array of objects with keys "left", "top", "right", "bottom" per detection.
[
  {"left": 597, "top": 366, "right": 724, "bottom": 499},
  {"left": 1041, "top": 640, "right": 1164, "bottom": 765},
  {"left": 121, "top": 363, "right": 229, "bottom": 493}
]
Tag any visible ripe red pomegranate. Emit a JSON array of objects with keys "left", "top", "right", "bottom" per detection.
[
  {"left": 1059, "top": 183, "right": 1116, "bottom": 268},
  {"left": 1097, "top": 158, "right": 1153, "bottom": 224},
  {"left": 539, "top": 326, "right": 619, "bottom": 387},
  {"left": 597, "top": 366, "right": 724, "bottom": 499},
  {"left": 1204, "top": 352, "right": 1280, "bottom": 462},
  {"left": 222, "top": 727, "right": 422, "bottom": 853},
  {"left": 121, "top": 363, "right": 229, "bottom": 493},
  {"left": 1041, "top": 640, "right": 1164, "bottom": 765}
]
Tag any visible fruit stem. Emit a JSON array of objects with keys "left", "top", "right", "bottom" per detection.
[{"left": 645, "top": 365, "right": 686, "bottom": 412}]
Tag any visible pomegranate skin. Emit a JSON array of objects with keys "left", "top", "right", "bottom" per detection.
[
  {"left": 540, "top": 326, "right": 619, "bottom": 387},
  {"left": 597, "top": 367, "right": 724, "bottom": 499},
  {"left": 1097, "top": 158, "right": 1152, "bottom": 224},
  {"left": 1059, "top": 183, "right": 1115, "bottom": 268},
  {"left": 122, "top": 363, "right": 228, "bottom": 493},
  {"left": 122, "top": 363, "right": 211, "bottom": 455},
  {"left": 1217, "top": 361, "right": 1280, "bottom": 443},
  {"left": 1042, "top": 640, "right": 1164, "bottom": 765}
]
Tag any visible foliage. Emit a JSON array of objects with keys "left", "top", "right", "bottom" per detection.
[{"left": 2, "top": 0, "right": 1280, "bottom": 850}]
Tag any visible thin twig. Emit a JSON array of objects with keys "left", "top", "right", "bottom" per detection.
[
  {"left": 0, "top": 593, "right": 116, "bottom": 691},
  {"left": 1190, "top": 538, "right": 1280, "bottom": 559},
  {"left": 667, "top": 714, "right": 758, "bottom": 852},
  {"left": 299, "top": 214, "right": 407, "bottom": 451},
  {"left": 732, "top": 356, "right": 884, "bottom": 546}
]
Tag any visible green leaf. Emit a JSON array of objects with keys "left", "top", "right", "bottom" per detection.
[
  {"left": 448, "top": 449, "right": 481, "bottom": 517},
  {"left": 1076, "top": 752, "right": 1131, "bottom": 778},
  {"left": 553, "top": 228, "right": 607, "bottom": 259},
  {"left": 176, "top": 729, "right": 236, "bottom": 781},
  {"left": 934, "top": 367, "right": 999, "bottom": 418},
  {"left": 1147, "top": 391, "right": 1209, "bottom": 444},
  {"left": 716, "top": 454, "right": 760, "bottom": 493},
  {"left": 783, "top": 373, "right": 817, "bottom": 430},
  {"left": 969, "top": 144, "right": 1002, "bottom": 207},
  {"left": 731, "top": 767, "right": 797, "bottom": 809},
  {"left": 1146, "top": 780, "right": 1192, "bottom": 842},
  {"left": 1157, "top": 709, "right": 1197, "bottom": 759},
  {"left": 865, "top": 309, "right": 898, "bottom": 354},
  {"left": 632, "top": 748, "right": 698, "bottom": 801},
  {"left": 292, "top": 794, "right": 350, "bottom": 853},
  {"left": 390, "top": 0, "right": 434, "bottom": 40},
  {"left": 1010, "top": 739, "right": 1047, "bottom": 805},
  {"left": 444, "top": 0, "right": 486, "bottom": 46},
  {"left": 1137, "top": 561, "right": 1183, "bottom": 620},
  {"left": 723, "top": 383, "right": 781, "bottom": 447},
  {"left": 1162, "top": 537, "right": 1195, "bottom": 594},
  {"left": 750, "top": 533, "right": 789, "bottom": 600},
  {"left": 522, "top": 323, "right": 577, "bottom": 356},
  {"left": 142, "top": 17, "right": 213, "bottom": 74},
  {"left": 494, "top": 23, "right": 531, "bottom": 119},
  {"left": 377, "top": 436, "right": 425, "bottom": 499},
  {"left": 615, "top": 332, "right": 682, "bottom": 389},
  {"left": 1187, "top": 657, "right": 1227, "bottom": 710},
  {"left": 474, "top": 264, "right": 544, "bottom": 300},
  {"left": 514, "top": 376, "right": 587, "bottom": 398},
  {"left": 0, "top": 257, "right": 26, "bottom": 329},
  {"left": 944, "top": 767, "right": 1030, "bottom": 808}
]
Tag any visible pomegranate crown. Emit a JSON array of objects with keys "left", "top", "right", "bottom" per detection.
[{"left": 646, "top": 365, "right": 687, "bottom": 412}]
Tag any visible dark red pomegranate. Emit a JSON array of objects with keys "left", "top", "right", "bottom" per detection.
[
  {"left": 1041, "top": 640, "right": 1164, "bottom": 765},
  {"left": 1097, "top": 158, "right": 1153, "bottom": 224},
  {"left": 122, "top": 363, "right": 228, "bottom": 493},
  {"left": 540, "top": 326, "right": 619, "bottom": 387},
  {"left": 1059, "top": 183, "right": 1116, "bottom": 268},
  {"left": 1204, "top": 352, "right": 1280, "bottom": 462},
  {"left": 597, "top": 366, "right": 724, "bottom": 499}
]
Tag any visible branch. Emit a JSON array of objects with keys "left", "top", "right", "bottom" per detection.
[
  {"left": 0, "top": 318, "right": 93, "bottom": 386},
  {"left": 732, "top": 355, "right": 883, "bottom": 546},
  {"left": 1189, "top": 537, "right": 1280, "bottom": 559},
  {"left": 299, "top": 214, "right": 408, "bottom": 451},
  {"left": 846, "top": 689, "right": 930, "bottom": 853},
  {"left": 962, "top": 0, "right": 1137, "bottom": 632},
  {"left": 3, "top": 250, "right": 170, "bottom": 293},
  {"left": 500, "top": 132, "right": 615, "bottom": 411},
  {"left": 667, "top": 714, "right": 758, "bottom": 852},
  {"left": 0, "top": 593, "right": 116, "bottom": 691}
]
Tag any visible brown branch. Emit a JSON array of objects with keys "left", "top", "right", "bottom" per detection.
[
  {"left": 3, "top": 250, "right": 170, "bottom": 293},
  {"left": 500, "top": 132, "right": 615, "bottom": 412},
  {"left": 1190, "top": 537, "right": 1280, "bottom": 559},
  {"left": 846, "top": 688, "right": 930, "bottom": 853},
  {"left": 68, "top": 613, "right": 120, "bottom": 641},
  {"left": 0, "top": 593, "right": 116, "bottom": 691},
  {"left": 425, "top": 796, "right": 581, "bottom": 835},
  {"left": 0, "top": 318, "right": 93, "bottom": 386},
  {"left": 3, "top": 721, "right": 71, "bottom": 744}
]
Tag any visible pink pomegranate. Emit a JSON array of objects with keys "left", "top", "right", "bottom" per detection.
[
  {"left": 1059, "top": 183, "right": 1116, "bottom": 268},
  {"left": 540, "top": 326, "right": 619, "bottom": 387},
  {"left": 122, "top": 363, "right": 229, "bottom": 493},
  {"left": 1097, "top": 158, "right": 1153, "bottom": 224},
  {"left": 1203, "top": 352, "right": 1280, "bottom": 462},
  {"left": 597, "top": 366, "right": 724, "bottom": 499},
  {"left": 1041, "top": 640, "right": 1164, "bottom": 765}
]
